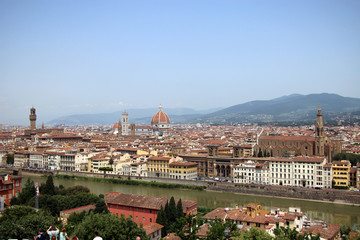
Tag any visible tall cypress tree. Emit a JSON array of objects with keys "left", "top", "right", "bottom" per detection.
[
  {"left": 176, "top": 199, "right": 184, "bottom": 218},
  {"left": 164, "top": 201, "right": 170, "bottom": 222},
  {"left": 156, "top": 206, "right": 167, "bottom": 237},
  {"left": 43, "top": 175, "right": 55, "bottom": 195},
  {"left": 169, "top": 197, "right": 177, "bottom": 223}
]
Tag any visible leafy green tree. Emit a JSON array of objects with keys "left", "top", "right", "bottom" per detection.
[
  {"left": 206, "top": 218, "right": 240, "bottom": 240},
  {"left": 42, "top": 175, "right": 55, "bottom": 195},
  {"left": 99, "top": 167, "right": 113, "bottom": 175},
  {"left": 10, "top": 178, "right": 35, "bottom": 205},
  {"left": 39, "top": 192, "right": 100, "bottom": 216},
  {"left": 0, "top": 206, "right": 57, "bottom": 239},
  {"left": 74, "top": 212, "right": 148, "bottom": 240},
  {"left": 177, "top": 199, "right": 184, "bottom": 218},
  {"left": 175, "top": 214, "right": 203, "bottom": 240},
  {"left": 5, "top": 152, "right": 14, "bottom": 165},
  {"left": 274, "top": 227, "right": 299, "bottom": 240},
  {"left": 93, "top": 199, "right": 109, "bottom": 214},
  {"left": 333, "top": 153, "right": 360, "bottom": 166},
  {"left": 236, "top": 227, "right": 273, "bottom": 240},
  {"left": 109, "top": 158, "right": 114, "bottom": 167}
]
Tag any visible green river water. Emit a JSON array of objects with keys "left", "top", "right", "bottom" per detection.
[{"left": 23, "top": 175, "right": 360, "bottom": 227}]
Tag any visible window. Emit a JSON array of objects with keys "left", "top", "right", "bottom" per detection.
[{"left": 150, "top": 218, "right": 152, "bottom": 222}]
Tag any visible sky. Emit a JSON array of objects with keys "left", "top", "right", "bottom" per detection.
[{"left": 1, "top": 0, "right": 360, "bottom": 124}]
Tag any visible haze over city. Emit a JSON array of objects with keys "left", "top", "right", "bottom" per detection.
[{"left": 1, "top": 0, "right": 360, "bottom": 124}]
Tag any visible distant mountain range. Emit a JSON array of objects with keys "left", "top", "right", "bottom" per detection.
[
  {"left": 47, "top": 93, "right": 360, "bottom": 125},
  {"left": 193, "top": 93, "right": 360, "bottom": 124}
]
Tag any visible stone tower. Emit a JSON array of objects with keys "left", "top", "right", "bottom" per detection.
[
  {"left": 315, "top": 105, "right": 325, "bottom": 156},
  {"left": 29, "top": 107, "right": 37, "bottom": 130},
  {"left": 121, "top": 112, "right": 129, "bottom": 136}
]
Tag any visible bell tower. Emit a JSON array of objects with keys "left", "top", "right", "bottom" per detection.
[
  {"left": 29, "top": 107, "right": 37, "bottom": 131},
  {"left": 122, "top": 112, "right": 129, "bottom": 136},
  {"left": 315, "top": 105, "right": 325, "bottom": 156}
]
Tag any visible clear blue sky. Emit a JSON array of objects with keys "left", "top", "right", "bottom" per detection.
[{"left": 1, "top": 0, "right": 359, "bottom": 124}]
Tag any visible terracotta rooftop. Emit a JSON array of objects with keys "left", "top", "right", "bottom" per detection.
[
  {"left": 143, "top": 223, "right": 163, "bottom": 235},
  {"left": 105, "top": 192, "right": 197, "bottom": 212}
]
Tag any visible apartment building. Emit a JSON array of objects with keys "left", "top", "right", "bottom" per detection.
[
  {"left": 233, "top": 160, "right": 269, "bottom": 185},
  {"left": 147, "top": 156, "right": 172, "bottom": 178},
  {"left": 332, "top": 160, "right": 351, "bottom": 187},
  {"left": 169, "top": 162, "right": 197, "bottom": 180},
  {"left": 269, "top": 156, "right": 327, "bottom": 188}
]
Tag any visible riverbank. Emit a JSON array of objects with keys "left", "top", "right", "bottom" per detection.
[{"left": 3, "top": 167, "right": 360, "bottom": 205}]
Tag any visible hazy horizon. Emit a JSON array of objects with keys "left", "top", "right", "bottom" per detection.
[{"left": 1, "top": 1, "right": 360, "bottom": 124}]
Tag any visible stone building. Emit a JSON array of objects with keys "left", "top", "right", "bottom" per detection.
[
  {"left": 180, "top": 145, "right": 256, "bottom": 179},
  {"left": 254, "top": 106, "right": 341, "bottom": 160}
]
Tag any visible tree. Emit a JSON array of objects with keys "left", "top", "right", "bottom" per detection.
[
  {"left": 206, "top": 218, "right": 240, "bottom": 240},
  {"left": 42, "top": 175, "right": 55, "bottom": 195},
  {"left": 169, "top": 196, "right": 177, "bottom": 223},
  {"left": 177, "top": 199, "right": 184, "bottom": 218},
  {"left": 109, "top": 157, "right": 114, "bottom": 167},
  {"left": 0, "top": 206, "right": 57, "bottom": 239},
  {"left": 274, "top": 227, "right": 299, "bottom": 240},
  {"left": 73, "top": 212, "right": 148, "bottom": 240},
  {"left": 10, "top": 178, "right": 35, "bottom": 205},
  {"left": 156, "top": 206, "right": 168, "bottom": 237},
  {"left": 236, "top": 227, "right": 273, "bottom": 240},
  {"left": 5, "top": 152, "right": 14, "bottom": 165},
  {"left": 175, "top": 214, "right": 203, "bottom": 240},
  {"left": 333, "top": 153, "right": 360, "bottom": 166},
  {"left": 99, "top": 167, "right": 113, "bottom": 175},
  {"left": 93, "top": 199, "right": 109, "bottom": 214}
]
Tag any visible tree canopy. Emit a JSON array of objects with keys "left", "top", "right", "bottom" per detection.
[
  {"left": 0, "top": 206, "right": 57, "bottom": 239},
  {"left": 73, "top": 212, "right": 148, "bottom": 240},
  {"left": 333, "top": 152, "right": 360, "bottom": 166}
]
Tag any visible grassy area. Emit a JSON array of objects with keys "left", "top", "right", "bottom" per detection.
[{"left": 55, "top": 174, "right": 206, "bottom": 191}]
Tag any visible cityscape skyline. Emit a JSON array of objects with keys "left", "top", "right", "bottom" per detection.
[{"left": 1, "top": 1, "right": 360, "bottom": 124}]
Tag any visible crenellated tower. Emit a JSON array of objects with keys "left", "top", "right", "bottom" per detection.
[{"left": 29, "top": 107, "right": 37, "bottom": 130}]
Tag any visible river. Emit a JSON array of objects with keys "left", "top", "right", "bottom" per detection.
[{"left": 23, "top": 175, "right": 360, "bottom": 227}]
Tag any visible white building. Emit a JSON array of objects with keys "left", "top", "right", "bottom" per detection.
[
  {"left": 130, "top": 162, "right": 147, "bottom": 177},
  {"left": 233, "top": 160, "right": 269, "bottom": 185},
  {"left": 269, "top": 156, "right": 328, "bottom": 188},
  {"left": 28, "top": 152, "right": 43, "bottom": 169}
]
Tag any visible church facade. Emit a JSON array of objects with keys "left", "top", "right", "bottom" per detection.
[{"left": 253, "top": 106, "right": 342, "bottom": 160}]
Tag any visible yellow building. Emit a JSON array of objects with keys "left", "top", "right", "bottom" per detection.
[
  {"left": 332, "top": 160, "right": 351, "bottom": 187},
  {"left": 88, "top": 155, "right": 111, "bottom": 173},
  {"left": 147, "top": 156, "right": 171, "bottom": 178},
  {"left": 169, "top": 162, "right": 198, "bottom": 180}
]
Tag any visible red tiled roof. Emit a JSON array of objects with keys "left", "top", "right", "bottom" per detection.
[
  {"left": 143, "top": 223, "right": 163, "bottom": 235},
  {"left": 105, "top": 192, "right": 196, "bottom": 212},
  {"left": 61, "top": 204, "right": 96, "bottom": 214}
]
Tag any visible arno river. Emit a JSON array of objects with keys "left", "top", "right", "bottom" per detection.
[{"left": 24, "top": 175, "right": 360, "bottom": 227}]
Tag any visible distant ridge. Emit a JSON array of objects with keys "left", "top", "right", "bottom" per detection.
[{"left": 194, "top": 93, "right": 360, "bottom": 123}]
